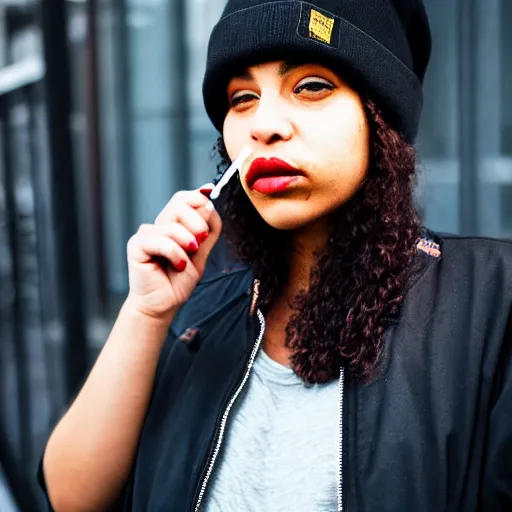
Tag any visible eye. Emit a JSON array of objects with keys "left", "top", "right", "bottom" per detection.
[
  {"left": 230, "top": 90, "right": 259, "bottom": 107},
  {"left": 294, "top": 77, "right": 335, "bottom": 95}
]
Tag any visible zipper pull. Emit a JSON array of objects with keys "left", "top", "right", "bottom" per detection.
[{"left": 250, "top": 279, "right": 260, "bottom": 317}]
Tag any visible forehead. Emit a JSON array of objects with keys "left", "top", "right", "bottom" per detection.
[{"left": 230, "top": 59, "right": 318, "bottom": 80}]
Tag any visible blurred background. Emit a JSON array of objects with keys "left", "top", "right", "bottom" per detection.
[{"left": 0, "top": 0, "right": 510, "bottom": 509}]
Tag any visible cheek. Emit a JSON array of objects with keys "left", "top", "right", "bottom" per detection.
[
  {"left": 340, "top": 116, "right": 369, "bottom": 184},
  {"left": 222, "top": 114, "right": 245, "bottom": 162},
  {"left": 312, "top": 103, "right": 370, "bottom": 189},
  {"left": 333, "top": 101, "right": 368, "bottom": 154}
]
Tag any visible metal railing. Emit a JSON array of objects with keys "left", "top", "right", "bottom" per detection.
[
  {"left": 0, "top": 56, "right": 48, "bottom": 512},
  {"left": 0, "top": 0, "right": 108, "bottom": 508}
]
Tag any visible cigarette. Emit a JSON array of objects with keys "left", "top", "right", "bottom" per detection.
[{"left": 209, "top": 146, "right": 253, "bottom": 200}]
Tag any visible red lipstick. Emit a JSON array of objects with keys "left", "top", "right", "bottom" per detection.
[{"left": 246, "top": 158, "right": 303, "bottom": 194}]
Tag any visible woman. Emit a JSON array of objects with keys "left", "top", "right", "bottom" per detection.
[{"left": 40, "top": 1, "right": 512, "bottom": 511}]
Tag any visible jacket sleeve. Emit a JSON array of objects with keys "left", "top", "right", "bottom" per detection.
[{"left": 481, "top": 317, "right": 512, "bottom": 510}]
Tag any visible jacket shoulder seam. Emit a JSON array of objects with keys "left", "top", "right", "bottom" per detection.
[{"left": 438, "top": 234, "right": 512, "bottom": 246}]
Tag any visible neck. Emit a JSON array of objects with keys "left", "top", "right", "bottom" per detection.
[
  {"left": 262, "top": 216, "right": 331, "bottom": 366},
  {"left": 285, "top": 217, "right": 330, "bottom": 301}
]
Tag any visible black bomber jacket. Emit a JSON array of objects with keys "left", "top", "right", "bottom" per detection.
[{"left": 40, "top": 231, "right": 512, "bottom": 511}]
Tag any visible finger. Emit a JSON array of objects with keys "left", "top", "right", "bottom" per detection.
[
  {"left": 207, "top": 205, "right": 222, "bottom": 238},
  {"left": 199, "top": 183, "right": 215, "bottom": 198},
  {"left": 138, "top": 223, "right": 200, "bottom": 254},
  {"left": 195, "top": 199, "right": 217, "bottom": 225},
  {"left": 155, "top": 187, "right": 213, "bottom": 224},
  {"left": 127, "top": 233, "right": 190, "bottom": 271},
  {"left": 172, "top": 204, "right": 211, "bottom": 240}
]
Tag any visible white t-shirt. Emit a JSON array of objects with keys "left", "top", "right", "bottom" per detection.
[{"left": 204, "top": 347, "right": 339, "bottom": 511}]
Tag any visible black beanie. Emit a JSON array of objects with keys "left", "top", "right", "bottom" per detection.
[{"left": 203, "top": 0, "right": 431, "bottom": 143}]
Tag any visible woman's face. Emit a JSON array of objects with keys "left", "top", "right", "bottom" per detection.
[{"left": 223, "top": 60, "right": 370, "bottom": 231}]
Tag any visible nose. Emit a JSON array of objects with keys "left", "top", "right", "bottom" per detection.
[{"left": 250, "top": 91, "right": 293, "bottom": 145}]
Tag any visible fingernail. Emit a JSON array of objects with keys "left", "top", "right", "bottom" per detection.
[
  {"left": 174, "top": 260, "right": 187, "bottom": 272},
  {"left": 187, "top": 240, "right": 199, "bottom": 253},
  {"left": 200, "top": 188, "right": 212, "bottom": 198},
  {"left": 196, "top": 232, "right": 209, "bottom": 243}
]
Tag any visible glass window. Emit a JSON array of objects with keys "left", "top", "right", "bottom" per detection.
[
  {"left": 186, "top": 0, "right": 225, "bottom": 188},
  {"left": 416, "top": 0, "right": 460, "bottom": 233},
  {"left": 499, "top": 0, "right": 512, "bottom": 236}
]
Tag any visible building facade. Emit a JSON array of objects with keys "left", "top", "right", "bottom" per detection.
[{"left": 0, "top": 0, "right": 510, "bottom": 509}]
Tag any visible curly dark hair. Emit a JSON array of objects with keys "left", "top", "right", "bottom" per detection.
[{"left": 213, "top": 97, "right": 420, "bottom": 383}]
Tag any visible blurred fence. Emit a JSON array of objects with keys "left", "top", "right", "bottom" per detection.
[
  {"left": 0, "top": 1, "right": 89, "bottom": 507},
  {"left": 0, "top": 57, "right": 49, "bottom": 511}
]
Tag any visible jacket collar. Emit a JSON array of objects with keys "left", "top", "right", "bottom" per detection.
[{"left": 173, "top": 228, "right": 443, "bottom": 337}]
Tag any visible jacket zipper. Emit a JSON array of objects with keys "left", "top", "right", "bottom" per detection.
[
  {"left": 337, "top": 367, "right": 345, "bottom": 512},
  {"left": 192, "top": 305, "right": 346, "bottom": 511},
  {"left": 193, "top": 308, "right": 266, "bottom": 512}
]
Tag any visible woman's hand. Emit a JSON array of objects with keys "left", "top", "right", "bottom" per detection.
[{"left": 125, "top": 184, "right": 221, "bottom": 323}]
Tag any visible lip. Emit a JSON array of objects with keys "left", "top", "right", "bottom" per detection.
[{"left": 245, "top": 157, "right": 304, "bottom": 189}]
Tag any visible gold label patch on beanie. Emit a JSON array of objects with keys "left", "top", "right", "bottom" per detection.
[
  {"left": 297, "top": 4, "right": 339, "bottom": 47},
  {"left": 309, "top": 9, "right": 335, "bottom": 44}
]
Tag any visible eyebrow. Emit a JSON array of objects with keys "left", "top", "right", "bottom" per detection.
[{"left": 231, "top": 60, "right": 305, "bottom": 80}]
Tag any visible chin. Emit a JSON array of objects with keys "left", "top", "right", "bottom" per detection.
[
  {"left": 261, "top": 217, "right": 306, "bottom": 231},
  {"left": 256, "top": 205, "right": 321, "bottom": 231}
]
